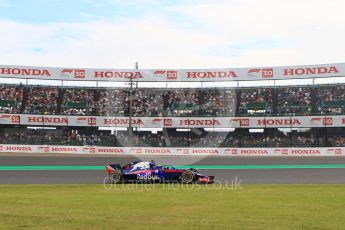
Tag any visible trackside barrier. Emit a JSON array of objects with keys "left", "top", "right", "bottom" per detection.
[{"left": 0, "top": 144, "right": 344, "bottom": 156}]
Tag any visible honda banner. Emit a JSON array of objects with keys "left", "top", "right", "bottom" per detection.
[
  {"left": 1, "top": 114, "right": 345, "bottom": 128},
  {"left": 0, "top": 63, "right": 344, "bottom": 81},
  {"left": 0, "top": 144, "right": 343, "bottom": 156}
]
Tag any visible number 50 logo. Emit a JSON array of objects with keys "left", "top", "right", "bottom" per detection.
[
  {"left": 74, "top": 70, "right": 85, "bottom": 79},
  {"left": 87, "top": 118, "right": 96, "bottom": 125},
  {"left": 11, "top": 115, "right": 20, "bottom": 124}
]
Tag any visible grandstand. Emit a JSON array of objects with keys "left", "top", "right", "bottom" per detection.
[{"left": 1, "top": 63, "right": 345, "bottom": 154}]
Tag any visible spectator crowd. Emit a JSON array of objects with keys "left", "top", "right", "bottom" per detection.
[
  {"left": 0, "top": 85, "right": 23, "bottom": 114},
  {"left": 0, "top": 127, "right": 343, "bottom": 148},
  {"left": 316, "top": 85, "right": 345, "bottom": 115},
  {"left": 239, "top": 88, "right": 273, "bottom": 115},
  {"left": 24, "top": 87, "right": 58, "bottom": 115},
  {"left": 277, "top": 87, "right": 312, "bottom": 115},
  {"left": 1, "top": 83, "right": 345, "bottom": 149},
  {"left": 0, "top": 84, "right": 345, "bottom": 116}
]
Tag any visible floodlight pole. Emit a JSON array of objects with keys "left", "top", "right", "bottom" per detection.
[{"left": 128, "top": 62, "right": 138, "bottom": 146}]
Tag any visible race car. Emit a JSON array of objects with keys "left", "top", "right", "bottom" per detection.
[{"left": 105, "top": 161, "right": 214, "bottom": 184}]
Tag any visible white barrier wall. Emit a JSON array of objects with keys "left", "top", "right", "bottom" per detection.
[
  {"left": 0, "top": 63, "right": 344, "bottom": 81},
  {"left": 0, "top": 144, "right": 343, "bottom": 156},
  {"left": 0, "top": 114, "right": 343, "bottom": 128}
]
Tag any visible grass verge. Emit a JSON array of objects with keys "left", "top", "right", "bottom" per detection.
[{"left": 0, "top": 184, "right": 344, "bottom": 230}]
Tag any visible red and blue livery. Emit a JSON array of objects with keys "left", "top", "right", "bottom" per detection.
[{"left": 105, "top": 161, "right": 214, "bottom": 184}]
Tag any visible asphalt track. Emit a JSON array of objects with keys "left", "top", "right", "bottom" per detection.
[{"left": 1, "top": 153, "right": 345, "bottom": 184}]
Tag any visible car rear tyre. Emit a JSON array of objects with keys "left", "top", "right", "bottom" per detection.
[
  {"left": 180, "top": 170, "right": 195, "bottom": 184},
  {"left": 109, "top": 171, "right": 122, "bottom": 184}
]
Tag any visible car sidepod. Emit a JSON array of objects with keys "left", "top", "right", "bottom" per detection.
[{"left": 124, "top": 169, "right": 164, "bottom": 182}]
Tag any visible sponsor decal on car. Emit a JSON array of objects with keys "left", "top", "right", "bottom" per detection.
[{"left": 137, "top": 173, "right": 160, "bottom": 180}]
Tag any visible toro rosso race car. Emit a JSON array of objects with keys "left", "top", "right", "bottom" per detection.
[{"left": 105, "top": 161, "right": 214, "bottom": 184}]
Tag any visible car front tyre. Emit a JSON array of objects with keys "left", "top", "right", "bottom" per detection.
[{"left": 180, "top": 170, "right": 195, "bottom": 184}]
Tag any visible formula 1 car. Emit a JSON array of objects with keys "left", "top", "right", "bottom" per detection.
[{"left": 105, "top": 161, "right": 214, "bottom": 184}]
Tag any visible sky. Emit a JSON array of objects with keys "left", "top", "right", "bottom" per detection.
[{"left": 0, "top": 0, "right": 344, "bottom": 69}]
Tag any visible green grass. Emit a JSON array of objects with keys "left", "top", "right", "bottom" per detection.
[{"left": 0, "top": 185, "right": 344, "bottom": 230}]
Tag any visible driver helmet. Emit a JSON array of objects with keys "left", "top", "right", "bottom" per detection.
[{"left": 149, "top": 160, "right": 156, "bottom": 168}]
